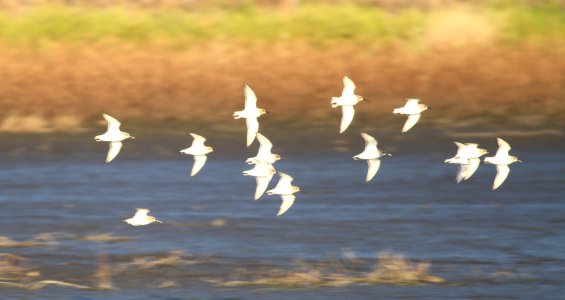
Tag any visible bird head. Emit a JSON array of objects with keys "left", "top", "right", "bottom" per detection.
[
  {"left": 511, "top": 156, "right": 522, "bottom": 163},
  {"left": 293, "top": 186, "right": 301, "bottom": 193}
]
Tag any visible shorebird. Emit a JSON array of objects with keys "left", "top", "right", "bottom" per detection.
[
  {"left": 267, "top": 172, "right": 300, "bottom": 216},
  {"left": 94, "top": 114, "right": 134, "bottom": 163},
  {"left": 393, "top": 99, "right": 430, "bottom": 133},
  {"left": 233, "top": 85, "right": 269, "bottom": 146},
  {"left": 353, "top": 132, "right": 391, "bottom": 182},
  {"left": 331, "top": 76, "right": 368, "bottom": 133},
  {"left": 445, "top": 142, "right": 488, "bottom": 183},
  {"left": 246, "top": 133, "right": 281, "bottom": 165},
  {"left": 484, "top": 138, "right": 521, "bottom": 190},
  {"left": 180, "top": 133, "right": 214, "bottom": 176},
  {"left": 243, "top": 161, "right": 276, "bottom": 200},
  {"left": 124, "top": 208, "right": 163, "bottom": 226}
]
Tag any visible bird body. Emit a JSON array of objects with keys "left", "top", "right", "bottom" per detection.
[
  {"left": 331, "top": 76, "right": 367, "bottom": 133},
  {"left": 243, "top": 162, "right": 276, "bottom": 200},
  {"left": 484, "top": 138, "right": 521, "bottom": 190},
  {"left": 353, "top": 133, "right": 391, "bottom": 182},
  {"left": 445, "top": 142, "right": 488, "bottom": 183},
  {"left": 94, "top": 114, "right": 134, "bottom": 163},
  {"left": 180, "top": 133, "right": 213, "bottom": 176},
  {"left": 233, "top": 85, "right": 268, "bottom": 146},
  {"left": 124, "top": 208, "right": 163, "bottom": 226},
  {"left": 246, "top": 133, "right": 281, "bottom": 165},
  {"left": 267, "top": 172, "right": 300, "bottom": 216},
  {"left": 393, "top": 99, "right": 429, "bottom": 132}
]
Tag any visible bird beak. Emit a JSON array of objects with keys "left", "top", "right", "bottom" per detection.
[
  {"left": 130, "top": 136, "right": 135, "bottom": 139},
  {"left": 427, "top": 107, "right": 432, "bottom": 110},
  {"left": 518, "top": 159, "right": 522, "bottom": 162},
  {"left": 363, "top": 98, "right": 370, "bottom": 102},
  {"left": 266, "top": 111, "right": 271, "bottom": 114}
]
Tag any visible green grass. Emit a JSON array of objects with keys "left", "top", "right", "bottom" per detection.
[{"left": 0, "top": 3, "right": 562, "bottom": 47}]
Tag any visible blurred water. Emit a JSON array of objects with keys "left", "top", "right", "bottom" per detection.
[{"left": 0, "top": 132, "right": 563, "bottom": 299}]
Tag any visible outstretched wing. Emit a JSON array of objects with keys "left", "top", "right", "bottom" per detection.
[
  {"left": 340, "top": 106, "right": 355, "bottom": 133},
  {"left": 245, "top": 118, "right": 259, "bottom": 147},
  {"left": 103, "top": 114, "right": 121, "bottom": 133},
  {"left": 456, "top": 164, "right": 469, "bottom": 183},
  {"left": 366, "top": 159, "right": 381, "bottom": 182},
  {"left": 190, "top": 133, "right": 206, "bottom": 148},
  {"left": 254, "top": 174, "right": 273, "bottom": 200},
  {"left": 276, "top": 172, "right": 294, "bottom": 189},
  {"left": 405, "top": 99, "right": 420, "bottom": 108},
  {"left": 106, "top": 142, "right": 123, "bottom": 163},
  {"left": 244, "top": 85, "right": 258, "bottom": 110},
  {"left": 402, "top": 114, "right": 421, "bottom": 133},
  {"left": 493, "top": 165, "right": 510, "bottom": 190},
  {"left": 341, "top": 76, "right": 356, "bottom": 97},
  {"left": 360, "top": 132, "right": 377, "bottom": 149},
  {"left": 495, "top": 138, "right": 511, "bottom": 157},
  {"left": 134, "top": 208, "right": 149, "bottom": 218},
  {"left": 277, "top": 194, "right": 296, "bottom": 216},
  {"left": 191, "top": 155, "right": 208, "bottom": 176},
  {"left": 464, "top": 158, "right": 481, "bottom": 180},
  {"left": 256, "top": 133, "right": 273, "bottom": 157}
]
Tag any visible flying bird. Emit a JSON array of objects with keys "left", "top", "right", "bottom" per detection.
[
  {"left": 180, "top": 133, "right": 214, "bottom": 176},
  {"left": 94, "top": 114, "right": 134, "bottom": 163},
  {"left": 393, "top": 99, "right": 430, "bottom": 133},
  {"left": 267, "top": 172, "right": 300, "bottom": 216},
  {"left": 330, "top": 76, "right": 368, "bottom": 133},
  {"left": 484, "top": 138, "right": 521, "bottom": 190},
  {"left": 233, "top": 85, "right": 269, "bottom": 146},
  {"left": 246, "top": 133, "right": 281, "bottom": 165},
  {"left": 243, "top": 161, "right": 276, "bottom": 200},
  {"left": 445, "top": 142, "right": 488, "bottom": 183},
  {"left": 353, "top": 132, "right": 391, "bottom": 182},
  {"left": 124, "top": 208, "right": 163, "bottom": 226}
]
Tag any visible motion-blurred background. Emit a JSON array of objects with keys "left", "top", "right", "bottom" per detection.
[{"left": 0, "top": 1, "right": 564, "bottom": 298}]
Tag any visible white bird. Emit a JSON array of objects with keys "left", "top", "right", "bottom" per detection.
[
  {"left": 330, "top": 76, "right": 368, "bottom": 133},
  {"left": 246, "top": 133, "right": 281, "bottom": 165},
  {"left": 484, "top": 138, "right": 521, "bottom": 190},
  {"left": 445, "top": 142, "right": 488, "bottom": 183},
  {"left": 124, "top": 208, "right": 163, "bottom": 226},
  {"left": 243, "top": 161, "right": 276, "bottom": 200},
  {"left": 353, "top": 132, "right": 391, "bottom": 182},
  {"left": 180, "top": 133, "right": 214, "bottom": 176},
  {"left": 393, "top": 99, "right": 430, "bottom": 133},
  {"left": 233, "top": 85, "right": 269, "bottom": 146},
  {"left": 267, "top": 172, "right": 300, "bottom": 216},
  {"left": 94, "top": 114, "right": 135, "bottom": 163}
]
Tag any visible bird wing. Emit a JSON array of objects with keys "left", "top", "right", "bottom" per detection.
[
  {"left": 341, "top": 76, "right": 356, "bottom": 97},
  {"left": 456, "top": 164, "right": 469, "bottom": 183},
  {"left": 366, "top": 159, "right": 381, "bottom": 182},
  {"left": 340, "top": 105, "right": 355, "bottom": 133},
  {"left": 103, "top": 113, "right": 121, "bottom": 133},
  {"left": 106, "top": 142, "right": 123, "bottom": 163},
  {"left": 134, "top": 208, "right": 149, "bottom": 218},
  {"left": 246, "top": 118, "right": 259, "bottom": 147},
  {"left": 190, "top": 133, "right": 206, "bottom": 148},
  {"left": 402, "top": 114, "right": 421, "bottom": 132},
  {"left": 254, "top": 174, "right": 273, "bottom": 200},
  {"left": 244, "top": 84, "right": 258, "bottom": 110},
  {"left": 276, "top": 172, "right": 294, "bottom": 188},
  {"left": 256, "top": 132, "right": 273, "bottom": 157},
  {"left": 191, "top": 155, "right": 207, "bottom": 176},
  {"left": 277, "top": 194, "right": 296, "bottom": 216},
  {"left": 464, "top": 158, "right": 481, "bottom": 180},
  {"left": 493, "top": 165, "right": 510, "bottom": 190},
  {"left": 405, "top": 99, "right": 420, "bottom": 108},
  {"left": 360, "top": 132, "right": 377, "bottom": 149},
  {"left": 495, "top": 138, "right": 511, "bottom": 157}
]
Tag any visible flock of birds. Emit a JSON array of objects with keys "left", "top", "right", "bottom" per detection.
[{"left": 94, "top": 76, "right": 521, "bottom": 225}]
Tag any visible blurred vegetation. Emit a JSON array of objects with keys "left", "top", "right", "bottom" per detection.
[{"left": 0, "top": 1, "right": 562, "bottom": 47}]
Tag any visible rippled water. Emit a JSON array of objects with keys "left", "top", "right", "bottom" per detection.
[{"left": 0, "top": 131, "right": 563, "bottom": 299}]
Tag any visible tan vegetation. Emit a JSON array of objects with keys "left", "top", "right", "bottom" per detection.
[{"left": 0, "top": 42, "right": 563, "bottom": 133}]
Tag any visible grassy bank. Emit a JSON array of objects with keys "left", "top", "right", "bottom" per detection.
[{"left": 0, "top": 3, "right": 562, "bottom": 47}]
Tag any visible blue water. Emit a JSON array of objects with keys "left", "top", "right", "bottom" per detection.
[{"left": 0, "top": 132, "right": 563, "bottom": 299}]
